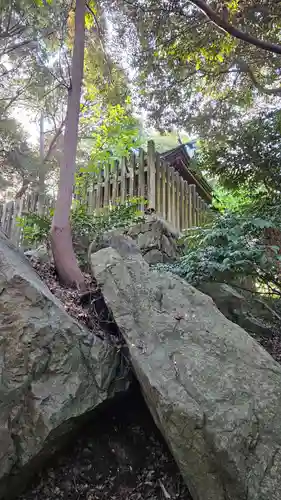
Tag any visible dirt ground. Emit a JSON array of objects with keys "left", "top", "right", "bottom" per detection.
[{"left": 18, "top": 390, "right": 192, "bottom": 500}]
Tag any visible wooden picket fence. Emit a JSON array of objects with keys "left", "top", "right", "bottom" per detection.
[
  {"left": 0, "top": 193, "right": 55, "bottom": 247},
  {"left": 83, "top": 141, "right": 210, "bottom": 228},
  {"left": 0, "top": 140, "right": 211, "bottom": 247}
]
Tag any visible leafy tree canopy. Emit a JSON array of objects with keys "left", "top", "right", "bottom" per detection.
[
  {"left": 198, "top": 109, "right": 281, "bottom": 193},
  {"left": 107, "top": 0, "right": 281, "bottom": 137},
  {"left": 0, "top": 0, "right": 142, "bottom": 200}
]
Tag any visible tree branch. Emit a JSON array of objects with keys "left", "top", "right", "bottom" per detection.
[
  {"left": 0, "top": 55, "right": 29, "bottom": 79},
  {"left": 15, "top": 175, "right": 34, "bottom": 199},
  {"left": 86, "top": 3, "right": 113, "bottom": 84},
  {"left": 43, "top": 118, "right": 65, "bottom": 163},
  {"left": 237, "top": 60, "right": 281, "bottom": 95},
  {"left": 185, "top": 0, "right": 281, "bottom": 55},
  {"left": 5, "top": 4, "right": 13, "bottom": 34},
  {"left": 2, "top": 76, "right": 34, "bottom": 112},
  {"left": 36, "top": 53, "right": 70, "bottom": 90},
  {"left": 15, "top": 119, "right": 65, "bottom": 199},
  {"left": 1, "top": 39, "right": 35, "bottom": 58},
  {"left": 0, "top": 20, "right": 25, "bottom": 39}
]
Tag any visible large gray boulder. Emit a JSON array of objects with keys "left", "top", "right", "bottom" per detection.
[
  {"left": 0, "top": 236, "right": 127, "bottom": 498},
  {"left": 91, "top": 245, "right": 281, "bottom": 500},
  {"left": 199, "top": 282, "right": 280, "bottom": 340}
]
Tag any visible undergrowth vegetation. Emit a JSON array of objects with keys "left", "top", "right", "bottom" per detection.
[
  {"left": 157, "top": 201, "right": 281, "bottom": 298},
  {"left": 17, "top": 188, "right": 281, "bottom": 300},
  {"left": 17, "top": 197, "right": 146, "bottom": 265}
]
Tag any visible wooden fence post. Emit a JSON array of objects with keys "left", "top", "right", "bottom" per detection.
[
  {"left": 138, "top": 148, "right": 145, "bottom": 210},
  {"left": 155, "top": 151, "right": 161, "bottom": 214},
  {"left": 88, "top": 177, "right": 95, "bottom": 212},
  {"left": 180, "top": 177, "right": 185, "bottom": 231},
  {"left": 1, "top": 202, "right": 7, "bottom": 233},
  {"left": 96, "top": 162, "right": 103, "bottom": 211},
  {"left": 147, "top": 140, "right": 156, "bottom": 210},
  {"left": 175, "top": 171, "right": 180, "bottom": 231},
  {"left": 112, "top": 160, "right": 119, "bottom": 206},
  {"left": 171, "top": 169, "right": 177, "bottom": 228},
  {"left": 10, "top": 198, "right": 23, "bottom": 246},
  {"left": 195, "top": 189, "right": 200, "bottom": 226},
  {"left": 197, "top": 197, "right": 201, "bottom": 225},
  {"left": 162, "top": 161, "right": 168, "bottom": 221},
  {"left": 186, "top": 184, "right": 191, "bottom": 228},
  {"left": 189, "top": 185, "right": 196, "bottom": 226},
  {"left": 167, "top": 167, "right": 173, "bottom": 224},
  {"left": 103, "top": 161, "right": 110, "bottom": 211},
  {"left": 129, "top": 153, "right": 136, "bottom": 198},
  {"left": 183, "top": 181, "right": 189, "bottom": 230},
  {"left": 1, "top": 201, "right": 13, "bottom": 238},
  {"left": 199, "top": 197, "right": 204, "bottom": 224},
  {"left": 120, "top": 157, "right": 127, "bottom": 204},
  {"left": 195, "top": 193, "right": 199, "bottom": 226}
]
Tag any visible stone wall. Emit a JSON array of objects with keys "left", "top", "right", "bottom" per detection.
[
  {"left": 89, "top": 215, "right": 181, "bottom": 266},
  {"left": 126, "top": 216, "right": 180, "bottom": 264}
]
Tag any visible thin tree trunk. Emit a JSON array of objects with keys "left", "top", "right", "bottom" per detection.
[
  {"left": 38, "top": 112, "right": 45, "bottom": 217},
  {"left": 50, "top": 0, "right": 86, "bottom": 290}
]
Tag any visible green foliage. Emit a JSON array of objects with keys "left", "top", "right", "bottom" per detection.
[
  {"left": 109, "top": 0, "right": 281, "bottom": 138},
  {"left": 18, "top": 197, "right": 147, "bottom": 257},
  {"left": 157, "top": 211, "right": 281, "bottom": 295},
  {"left": 72, "top": 197, "right": 146, "bottom": 239},
  {"left": 17, "top": 212, "right": 52, "bottom": 246},
  {"left": 77, "top": 24, "right": 143, "bottom": 197},
  {"left": 143, "top": 131, "right": 192, "bottom": 153},
  {"left": 71, "top": 197, "right": 147, "bottom": 263},
  {"left": 77, "top": 100, "right": 142, "bottom": 198},
  {"left": 198, "top": 110, "right": 281, "bottom": 192},
  {"left": 212, "top": 186, "right": 256, "bottom": 213},
  {"left": 81, "top": 102, "right": 141, "bottom": 171}
]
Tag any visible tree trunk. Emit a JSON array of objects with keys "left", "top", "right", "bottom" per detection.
[
  {"left": 38, "top": 112, "right": 45, "bottom": 217},
  {"left": 50, "top": 0, "right": 86, "bottom": 290}
]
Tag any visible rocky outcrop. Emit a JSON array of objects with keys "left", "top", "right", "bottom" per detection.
[
  {"left": 126, "top": 216, "right": 180, "bottom": 264},
  {"left": 91, "top": 244, "right": 281, "bottom": 500},
  {"left": 24, "top": 245, "right": 52, "bottom": 264},
  {"left": 0, "top": 236, "right": 127, "bottom": 498},
  {"left": 89, "top": 215, "right": 180, "bottom": 265},
  {"left": 199, "top": 282, "right": 280, "bottom": 340}
]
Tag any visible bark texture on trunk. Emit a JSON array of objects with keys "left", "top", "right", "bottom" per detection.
[{"left": 51, "top": 0, "right": 86, "bottom": 289}]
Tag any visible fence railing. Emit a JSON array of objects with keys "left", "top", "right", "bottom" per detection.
[
  {"left": 0, "top": 140, "right": 211, "bottom": 246},
  {"left": 83, "top": 141, "right": 210, "bottom": 228},
  {"left": 0, "top": 193, "right": 55, "bottom": 247}
]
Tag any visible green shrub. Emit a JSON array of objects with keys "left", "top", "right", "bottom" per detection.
[
  {"left": 71, "top": 196, "right": 146, "bottom": 241},
  {"left": 17, "top": 197, "right": 147, "bottom": 261},
  {"left": 17, "top": 212, "right": 52, "bottom": 247},
  {"left": 71, "top": 197, "right": 146, "bottom": 264},
  {"left": 156, "top": 211, "right": 281, "bottom": 296}
]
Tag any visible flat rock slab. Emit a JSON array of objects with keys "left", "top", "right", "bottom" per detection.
[
  {"left": 0, "top": 237, "right": 127, "bottom": 499},
  {"left": 91, "top": 247, "right": 281, "bottom": 500}
]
